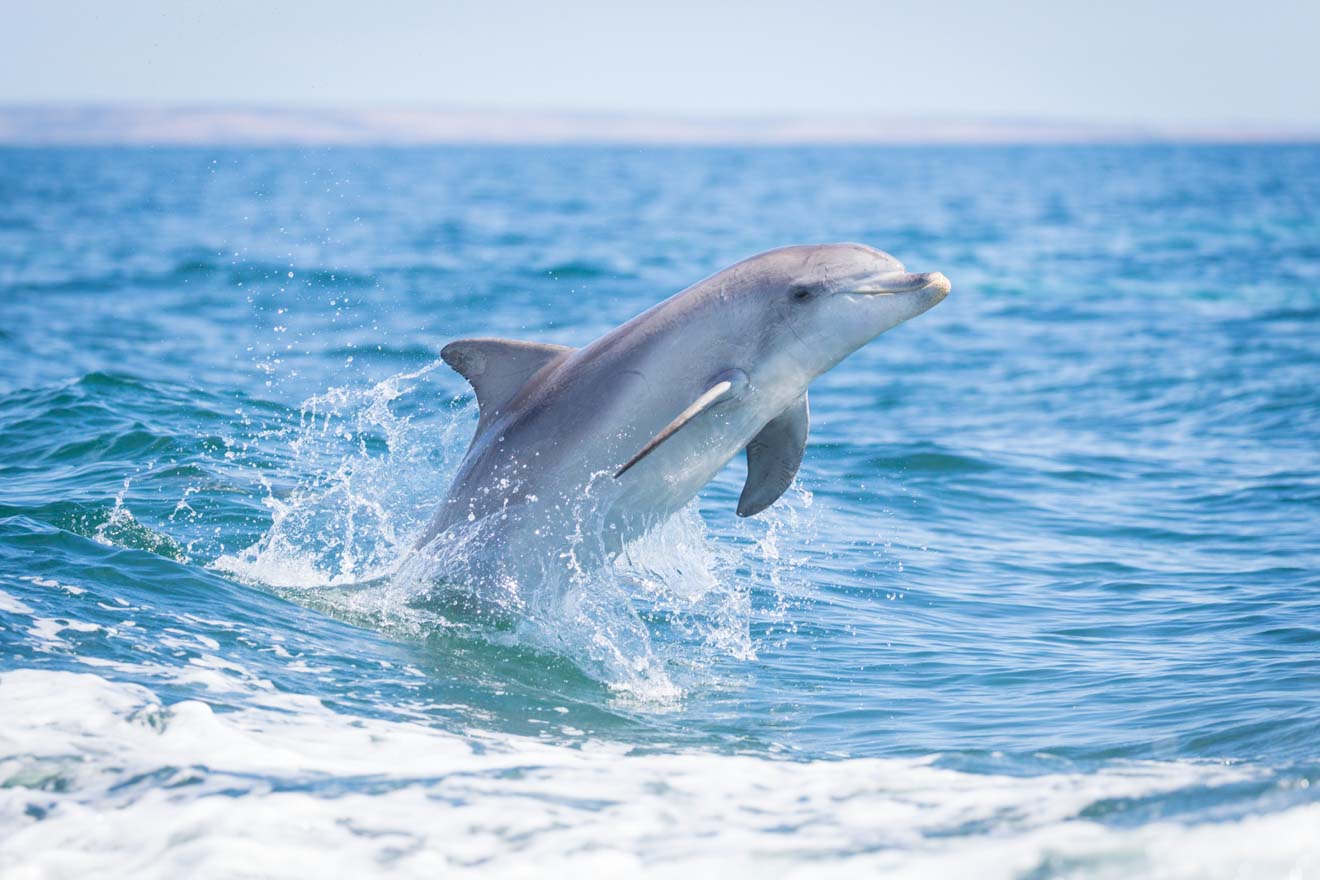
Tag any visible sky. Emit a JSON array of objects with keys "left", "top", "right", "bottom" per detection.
[{"left": 2, "top": 0, "right": 1317, "bottom": 128}]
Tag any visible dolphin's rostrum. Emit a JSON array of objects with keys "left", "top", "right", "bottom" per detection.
[{"left": 413, "top": 243, "right": 950, "bottom": 593}]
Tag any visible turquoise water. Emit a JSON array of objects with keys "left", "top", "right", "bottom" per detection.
[{"left": 2, "top": 145, "right": 1318, "bottom": 875}]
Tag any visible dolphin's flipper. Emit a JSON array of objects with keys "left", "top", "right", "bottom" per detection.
[
  {"left": 442, "top": 338, "right": 574, "bottom": 431},
  {"left": 737, "top": 393, "right": 809, "bottom": 517},
  {"left": 615, "top": 370, "right": 748, "bottom": 478}
]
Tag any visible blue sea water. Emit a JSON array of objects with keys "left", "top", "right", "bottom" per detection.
[{"left": 1, "top": 144, "right": 1318, "bottom": 876}]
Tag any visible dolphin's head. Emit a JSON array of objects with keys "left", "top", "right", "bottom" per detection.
[{"left": 727, "top": 243, "right": 950, "bottom": 382}]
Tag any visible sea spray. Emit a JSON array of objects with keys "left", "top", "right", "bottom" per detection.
[
  {"left": 213, "top": 364, "right": 804, "bottom": 698},
  {"left": 215, "top": 360, "right": 465, "bottom": 588}
]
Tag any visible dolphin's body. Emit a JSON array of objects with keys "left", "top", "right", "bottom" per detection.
[{"left": 413, "top": 244, "right": 949, "bottom": 597}]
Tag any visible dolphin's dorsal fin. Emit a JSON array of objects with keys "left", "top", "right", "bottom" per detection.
[
  {"left": 738, "top": 393, "right": 809, "bottom": 517},
  {"left": 441, "top": 338, "right": 574, "bottom": 431}
]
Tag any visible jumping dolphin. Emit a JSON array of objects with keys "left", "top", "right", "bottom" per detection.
[{"left": 412, "top": 243, "right": 949, "bottom": 597}]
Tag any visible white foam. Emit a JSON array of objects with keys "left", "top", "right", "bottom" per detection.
[
  {"left": 1, "top": 670, "right": 1314, "bottom": 879},
  {"left": 18, "top": 576, "right": 86, "bottom": 596},
  {"left": 26, "top": 618, "right": 101, "bottom": 649},
  {"left": 0, "top": 590, "right": 34, "bottom": 615}
]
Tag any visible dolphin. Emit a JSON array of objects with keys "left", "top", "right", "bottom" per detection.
[{"left": 411, "top": 243, "right": 949, "bottom": 600}]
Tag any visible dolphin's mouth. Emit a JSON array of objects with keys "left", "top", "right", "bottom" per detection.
[{"left": 854, "top": 271, "right": 951, "bottom": 296}]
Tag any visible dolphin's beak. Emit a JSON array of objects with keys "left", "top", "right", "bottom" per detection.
[{"left": 855, "top": 271, "right": 952, "bottom": 299}]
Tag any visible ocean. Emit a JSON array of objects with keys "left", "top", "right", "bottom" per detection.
[{"left": 1, "top": 144, "right": 1318, "bottom": 876}]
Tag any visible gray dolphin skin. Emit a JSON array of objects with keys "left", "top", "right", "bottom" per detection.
[{"left": 413, "top": 243, "right": 950, "bottom": 593}]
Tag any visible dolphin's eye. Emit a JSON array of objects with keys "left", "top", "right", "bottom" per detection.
[{"left": 790, "top": 287, "right": 813, "bottom": 302}]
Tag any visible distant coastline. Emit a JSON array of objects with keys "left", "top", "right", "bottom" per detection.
[{"left": 2, "top": 104, "right": 1317, "bottom": 146}]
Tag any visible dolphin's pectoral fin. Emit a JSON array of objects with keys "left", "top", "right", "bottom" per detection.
[
  {"left": 737, "top": 392, "right": 809, "bottom": 517},
  {"left": 442, "top": 338, "right": 575, "bottom": 431},
  {"left": 615, "top": 369, "right": 748, "bottom": 479}
]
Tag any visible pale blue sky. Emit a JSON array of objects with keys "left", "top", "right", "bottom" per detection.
[{"left": 2, "top": 0, "right": 1317, "bottom": 127}]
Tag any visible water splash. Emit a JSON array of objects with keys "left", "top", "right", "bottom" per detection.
[
  {"left": 214, "top": 360, "right": 468, "bottom": 588},
  {"left": 211, "top": 366, "right": 795, "bottom": 700},
  {"left": 387, "top": 471, "right": 758, "bottom": 701},
  {"left": 88, "top": 476, "right": 189, "bottom": 562}
]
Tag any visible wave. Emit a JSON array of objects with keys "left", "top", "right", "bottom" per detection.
[
  {"left": 529, "top": 260, "right": 614, "bottom": 280},
  {"left": 859, "top": 446, "right": 999, "bottom": 475},
  {"left": 0, "top": 668, "right": 1315, "bottom": 878},
  {"left": 3, "top": 259, "right": 379, "bottom": 297}
]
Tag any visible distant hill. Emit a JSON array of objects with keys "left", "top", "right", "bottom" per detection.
[{"left": 1, "top": 105, "right": 1315, "bottom": 145}]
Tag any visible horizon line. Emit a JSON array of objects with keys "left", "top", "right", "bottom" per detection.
[{"left": 2, "top": 103, "right": 1318, "bottom": 147}]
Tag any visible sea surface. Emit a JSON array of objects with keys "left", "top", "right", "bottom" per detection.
[{"left": 1, "top": 144, "right": 1318, "bottom": 877}]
